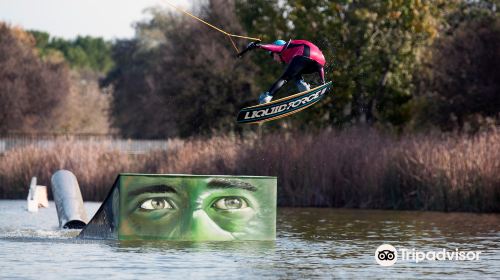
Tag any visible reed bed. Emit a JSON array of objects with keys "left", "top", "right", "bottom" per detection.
[
  {"left": 1, "top": 129, "right": 498, "bottom": 212},
  {"left": 0, "top": 140, "right": 138, "bottom": 199}
]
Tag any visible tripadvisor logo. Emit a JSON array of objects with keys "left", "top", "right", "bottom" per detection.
[
  {"left": 375, "top": 244, "right": 482, "bottom": 266},
  {"left": 375, "top": 244, "right": 398, "bottom": 266}
]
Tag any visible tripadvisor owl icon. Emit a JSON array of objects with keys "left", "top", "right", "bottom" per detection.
[{"left": 375, "top": 244, "right": 398, "bottom": 266}]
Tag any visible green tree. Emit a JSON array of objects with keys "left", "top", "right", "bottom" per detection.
[
  {"left": 28, "top": 32, "right": 114, "bottom": 73},
  {"left": 413, "top": 12, "right": 500, "bottom": 132},
  {"left": 29, "top": 30, "right": 50, "bottom": 50}
]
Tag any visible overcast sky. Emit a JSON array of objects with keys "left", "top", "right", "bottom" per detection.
[{"left": 0, "top": 0, "right": 189, "bottom": 39}]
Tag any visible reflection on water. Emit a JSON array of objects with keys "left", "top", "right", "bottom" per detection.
[{"left": 0, "top": 200, "right": 499, "bottom": 279}]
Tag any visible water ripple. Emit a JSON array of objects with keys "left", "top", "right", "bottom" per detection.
[{"left": 0, "top": 201, "right": 498, "bottom": 279}]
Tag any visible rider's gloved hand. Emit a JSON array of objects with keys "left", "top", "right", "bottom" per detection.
[
  {"left": 237, "top": 41, "right": 261, "bottom": 58},
  {"left": 246, "top": 41, "right": 260, "bottom": 50}
]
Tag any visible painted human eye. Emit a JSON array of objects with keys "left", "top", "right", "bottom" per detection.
[
  {"left": 140, "top": 198, "right": 173, "bottom": 210},
  {"left": 212, "top": 197, "right": 248, "bottom": 210}
]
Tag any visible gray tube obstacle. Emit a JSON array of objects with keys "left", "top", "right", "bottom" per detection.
[{"left": 51, "top": 170, "right": 88, "bottom": 229}]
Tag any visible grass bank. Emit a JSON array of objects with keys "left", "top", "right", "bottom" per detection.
[{"left": 1, "top": 129, "right": 499, "bottom": 212}]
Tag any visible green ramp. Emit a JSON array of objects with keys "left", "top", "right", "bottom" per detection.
[{"left": 78, "top": 174, "right": 277, "bottom": 241}]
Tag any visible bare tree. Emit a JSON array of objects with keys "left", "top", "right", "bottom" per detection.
[
  {"left": 0, "top": 23, "right": 70, "bottom": 134},
  {"left": 105, "top": 0, "right": 258, "bottom": 138}
]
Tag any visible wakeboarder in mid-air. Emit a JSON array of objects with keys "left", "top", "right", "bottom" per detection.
[
  {"left": 163, "top": 1, "right": 332, "bottom": 123},
  {"left": 238, "top": 39, "right": 326, "bottom": 104}
]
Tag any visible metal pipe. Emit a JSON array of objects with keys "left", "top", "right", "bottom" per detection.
[{"left": 51, "top": 170, "right": 88, "bottom": 229}]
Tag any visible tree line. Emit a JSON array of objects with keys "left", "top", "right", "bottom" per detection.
[
  {"left": 0, "top": 25, "right": 111, "bottom": 134},
  {"left": 0, "top": 0, "right": 499, "bottom": 137},
  {"left": 105, "top": 0, "right": 500, "bottom": 137},
  {"left": 28, "top": 30, "right": 114, "bottom": 73}
]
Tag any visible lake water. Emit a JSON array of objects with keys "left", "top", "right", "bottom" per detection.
[{"left": 0, "top": 200, "right": 498, "bottom": 279}]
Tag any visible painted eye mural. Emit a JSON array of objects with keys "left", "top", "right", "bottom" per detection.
[
  {"left": 212, "top": 197, "right": 248, "bottom": 210},
  {"left": 78, "top": 174, "right": 277, "bottom": 241},
  {"left": 140, "top": 198, "right": 174, "bottom": 210}
]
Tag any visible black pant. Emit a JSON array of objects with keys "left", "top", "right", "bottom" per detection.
[{"left": 268, "top": 56, "right": 325, "bottom": 96}]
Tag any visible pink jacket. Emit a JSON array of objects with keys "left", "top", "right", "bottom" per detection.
[{"left": 258, "top": 40, "right": 326, "bottom": 66}]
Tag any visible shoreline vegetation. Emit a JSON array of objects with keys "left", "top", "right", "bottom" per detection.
[{"left": 1, "top": 128, "right": 498, "bottom": 213}]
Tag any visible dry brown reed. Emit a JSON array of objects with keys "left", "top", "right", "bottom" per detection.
[
  {"left": 0, "top": 140, "right": 139, "bottom": 199},
  {"left": 392, "top": 130, "right": 500, "bottom": 212},
  {"left": 1, "top": 129, "right": 499, "bottom": 212}
]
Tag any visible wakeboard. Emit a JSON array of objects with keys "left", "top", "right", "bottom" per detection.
[{"left": 237, "top": 81, "right": 332, "bottom": 124}]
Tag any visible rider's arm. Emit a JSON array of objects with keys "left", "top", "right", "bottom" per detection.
[
  {"left": 237, "top": 42, "right": 283, "bottom": 58},
  {"left": 257, "top": 44, "right": 284, "bottom": 53}
]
